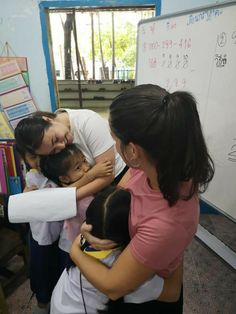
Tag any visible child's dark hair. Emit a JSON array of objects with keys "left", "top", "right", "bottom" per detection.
[
  {"left": 40, "top": 144, "right": 82, "bottom": 186},
  {"left": 15, "top": 144, "right": 37, "bottom": 171},
  {"left": 79, "top": 186, "right": 131, "bottom": 314},
  {"left": 110, "top": 84, "right": 215, "bottom": 206},
  {"left": 86, "top": 185, "right": 131, "bottom": 246},
  {"left": 93, "top": 186, "right": 133, "bottom": 314}
]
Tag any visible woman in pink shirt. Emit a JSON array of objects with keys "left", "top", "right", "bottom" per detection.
[{"left": 70, "top": 84, "right": 214, "bottom": 313}]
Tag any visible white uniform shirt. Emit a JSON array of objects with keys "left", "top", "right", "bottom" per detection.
[
  {"left": 58, "top": 196, "right": 94, "bottom": 253},
  {"left": 26, "top": 170, "right": 63, "bottom": 245},
  {"left": 50, "top": 248, "right": 164, "bottom": 314},
  {"left": 56, "top": 109, "right": 126, "bottom": 177}
]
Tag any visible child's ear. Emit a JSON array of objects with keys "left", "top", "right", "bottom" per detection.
[
  {"left": 42, "top": 116, "right": 53, "bottom": 123},
  {"left": 59, "top": 175, "right": 70, "bottom": 184}
]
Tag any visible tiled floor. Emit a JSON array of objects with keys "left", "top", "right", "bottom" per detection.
[
  {"left": 184, "top": 238, "right": 236, "bottom": 313},
  {"left": 5, "top": 213, "right": 236, "bottom": 314}
]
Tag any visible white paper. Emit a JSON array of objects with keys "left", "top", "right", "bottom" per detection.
[{"left": 8, "top": 187, "right": 77, "bottom": 223}]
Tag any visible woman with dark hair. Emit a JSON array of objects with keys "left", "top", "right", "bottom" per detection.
[
  {"left": 70, "top": 84, "right": 215, "bottom": 313},
  {"left": 14, "top": 109, "right": 128, "bottom": 200}
]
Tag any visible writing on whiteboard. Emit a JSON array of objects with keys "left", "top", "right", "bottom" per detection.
[
  {"left": 149, "top": 57, "right": 157, "bottom": 68},
  {"left": 161, "top": 53, "right": 189, "bottom": 69},
  {"left": 215, "top": 54, "right": 227, "bottom": 68},
  {"left": 231, "top": 31, "right": 236, "bottom": 44},
  {"left": 165, "top": 78, "right": 186, "bottom": 90},
  {"left": 187, "top": 8, "right": 223, "bottom": 25},
  {"left": 228, "top": 139, "right": 236, "bottom": 162},
  {"left": 166, "top": 21, "right": 176, "bottom": 31},
  {"left": 143, "top": 38, "right": 191, "bottom": 52},
  {"left": 217, "top": 32, "right": 227, "bottom": 47}
]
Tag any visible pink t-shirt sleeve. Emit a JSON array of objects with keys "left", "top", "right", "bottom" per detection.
[
  {"left": 129, "top": 215, "right": 191, "bottom": 277},
  {"left": 126, "top": 169, "right": 199, "bottom": 278}
]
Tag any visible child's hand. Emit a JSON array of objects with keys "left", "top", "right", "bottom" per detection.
[
  {"left": 23, "top": 185, "right": 38, "bottom": 193},
  {"left": 80, "top": 222, "right": 117, "bottom": 250},
  {"left": 89, "top": 160, "right": 113, "bottom": 178}
]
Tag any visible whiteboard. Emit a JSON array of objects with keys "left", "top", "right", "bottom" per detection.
[{"left": 136, "top": 1, "right": 236, "bottom": 221}]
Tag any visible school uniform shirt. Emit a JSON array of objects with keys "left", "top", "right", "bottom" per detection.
[
  {"left": 63, "top": 195, "right": 94, "bottom": 243},
  {"left": 50, "top": 247, "right": 164, "bottom": 314},
  {"left": 126, "top": 168, "right": 199, "bottom": 278},
  {"left": 56, "top": 109, "right": 126, "bottom": 177},
  {"left": 26, "top": 170, "right": 63, "bottom": 245},
  {"left": 59, "top": 196, "right": 94, "bottom": 253}
]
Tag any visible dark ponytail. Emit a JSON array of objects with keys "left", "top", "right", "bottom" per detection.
[{"left": 110, "top": 84, "right": 214, "bottom": 206}]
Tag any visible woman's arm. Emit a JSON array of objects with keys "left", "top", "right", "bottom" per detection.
[
  {"left": 158, "top": 261, "right": 183, "bottom": 302},
  {"left": 76, "top": 147, "right": 115, "bottom": 200},
  {"left": 70, "top": 234, "right": 183, "bottom": 302},
  {"left": 117, "top": 168, "right": 131, "bottom": 188},
  {"left": 70, "top": 234, "right": 156, "bottom": 300}
]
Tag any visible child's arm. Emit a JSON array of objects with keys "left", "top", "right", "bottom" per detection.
[
  {"left": 86, "top": 160, "right": 113, "bottom": 180},
  {"left": 65, "top": 160, "right": 113, "bottom": 189},
  {"left": 76, "top": 147, "right": 115, "bottom": 200}
]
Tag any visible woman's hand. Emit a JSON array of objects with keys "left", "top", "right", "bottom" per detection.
[
  {"left": 80, "top": 222, "right": 117, "bottom": 250},
  {"left": 23, "top": 185, "right": 38, "bottom": 193}
]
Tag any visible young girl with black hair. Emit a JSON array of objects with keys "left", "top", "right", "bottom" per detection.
[
  {"left": 50, "top": 186, "right": 167, "bottom": 314},
  {"left": 40, "top": 143, "right": 113, "bottom": 244},
  {"left": 17, "top": 149, "right": 64, "bottom": 314}
]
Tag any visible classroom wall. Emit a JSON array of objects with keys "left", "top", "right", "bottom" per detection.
[{"left": 0, "top": 0, "right": 224, "bottom": 112}]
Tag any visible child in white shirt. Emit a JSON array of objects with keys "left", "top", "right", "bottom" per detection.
[
  {"left": 39, "top": 143, "right": 113, "bottom": 248},
  {"left": 50, "top": 186, "right": 164, "bottom": 314},
  {"left": 20, "top": 151, "right": 64, "bottom": 314}
]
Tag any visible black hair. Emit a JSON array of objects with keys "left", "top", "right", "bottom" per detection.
[
  {"left": 40, "top": 144, "right": 82, "bottom": 186},
  {"left": 15, "top": 143, "right": 38, "bottom": 171},
  {"left": 14, "top": 111, "right": 57, "bottom": 154},
  {"left": 86, "top": 185, "right": 131, "bottom": 246},
  {"left": 78, "top": 186, "right": 131, "bottom": 314},
  {"left": 109, "top": 84, "right": 214, "bottom": 206},
  {"left": 15, "top": 143, "right": 29, "bottom": 160}
]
